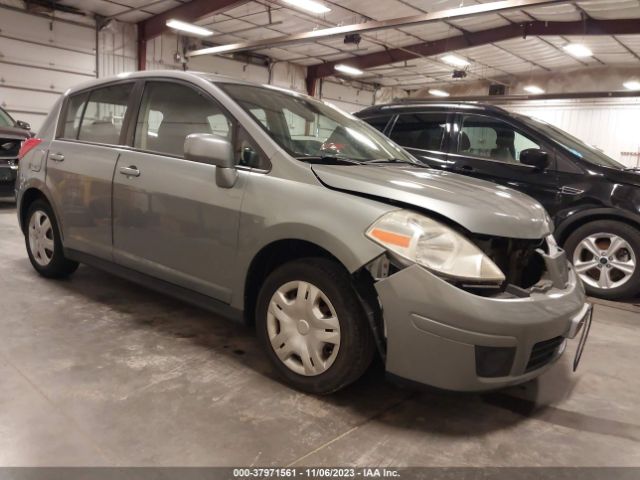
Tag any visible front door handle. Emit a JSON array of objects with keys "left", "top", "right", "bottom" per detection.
[
  {"left": 119, "top": 166, "right": 140, "bottom": 177},
  {"left": 460, "top": 165, "right": 474, "bottom": 172},
  {"left": 49, "top": 152, "right": 65, "bottom": 162}
]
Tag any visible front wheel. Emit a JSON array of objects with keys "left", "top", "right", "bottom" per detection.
[
  {"left": 25, "top": 199, "right": 79, "bottom": 278},
  {"left": 565, "top": 220, "right": 640, "bottom": 300},
  {"left": 256, "top": 258, "right": 375, "bottom": 394}
]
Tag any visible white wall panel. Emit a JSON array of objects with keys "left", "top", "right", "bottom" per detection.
[
  {"left": 506, "top": 98, "right": 640, "bottom": 168},
  {"left": 0, "top": 5, "right": 96, "bottom": 131},
  {"left": 320, "top": 81, "right": 374, "bottom": 113}
]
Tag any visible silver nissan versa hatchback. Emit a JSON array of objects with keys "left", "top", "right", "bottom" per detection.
[{"left": 16, "top": 71, "right": 591, "bottom": 394}]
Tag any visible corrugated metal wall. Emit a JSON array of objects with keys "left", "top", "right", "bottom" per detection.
[
  {"left": 506, "top": 98, "right": 640, "bottom": 168},
  {"left": 0, "top": 5, "right": 96, "bottom": 130}
]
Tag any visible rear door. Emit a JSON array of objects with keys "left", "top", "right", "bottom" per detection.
[
  {"left": 449, "top": 113, "right": 561, "bottom": 214},
  {"left": 112, "top": 80, "right": 253, "bottom": 302},
  {"left": 47, "top": 81, "right": 135, "bottom": 259},
  {"left": 386, "top": 111, "right": 453, "bottom": 169}
]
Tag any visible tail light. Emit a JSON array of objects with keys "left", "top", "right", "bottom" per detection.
[{"left": 18, "top": 138, "right": 43, "bottom": 160}]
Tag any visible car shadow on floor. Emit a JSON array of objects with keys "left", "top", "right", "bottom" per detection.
[{"left": 21, "top": 259, "right": 608, "bottom": 439}]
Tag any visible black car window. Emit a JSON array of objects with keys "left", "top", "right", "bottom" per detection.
[
  {"left": 134, "top": 81, "right": 233, "bottom": 158},
  {"left": 458, "top": 115, "right": 541, "bottom": 164},
  {"left": 77, "top": 83, "right": 133, "bottom": 145},
  {"left": 360, "top": 115, "right": 393, "bottom": 133},
  {"left": 389, "top": 113, "right": 448, "bottom": 152},
  {"left": 62, "top": 92, "right": 89, "bottom": 140}
]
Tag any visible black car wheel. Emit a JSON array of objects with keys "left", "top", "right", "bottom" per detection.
[
  {"left": 256, "top": 258, "right": 375, "bottom": 394},
  {"left": 565, "top": 220, "right": 640, "bottom": 300}
]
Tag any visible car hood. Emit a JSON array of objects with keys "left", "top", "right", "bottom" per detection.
[
  {"left": 601, "top": 166, "right": 640, "bottom": 188},
  {"left": 312, "top": 164, "right": 551, "bottom": 239}
]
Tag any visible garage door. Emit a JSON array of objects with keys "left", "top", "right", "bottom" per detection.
[{"left": 0, "top": 6, "right": 96, "bottom": 131}]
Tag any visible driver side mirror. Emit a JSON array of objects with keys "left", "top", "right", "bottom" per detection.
[
  {"left": 16, "top": 120, "right": 31, "bottom": 131},
  {"left": 520, "top": 148, "right": 549, "bottom": 170},
  {"left": 184, "top": 133, "right": 237, "bottom": 188}
]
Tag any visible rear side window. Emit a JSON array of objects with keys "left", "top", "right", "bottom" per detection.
[
  {"left": 388, "top": 113, "right": 448, "bottom": 152},
  {"left": 62, "top": 93, "right": 89, "bottom": 139},
  {"left": 134, "top": 81, "right": 233, "bottom": 158},
  {"left": 77, "top": 83, "right": 133, "bottom": 144},
  {"left": 361, "top": 115, "right": 392, "bottom": 133}
]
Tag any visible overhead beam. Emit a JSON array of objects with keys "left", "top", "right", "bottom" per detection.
[
  {"left": 138, "top": 0, "right": 249, "bottom": 41},
  {"left": 307, "top": 18, "right": 640, "bottom": 81},
  {"left": 188, "top": 0, "right": 564, "bottom": 57},
  {"left": 136, "top": 0, "right": 248, "bottom": 71}
]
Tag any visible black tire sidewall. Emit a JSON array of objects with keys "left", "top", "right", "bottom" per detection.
[
  {"left": 25, "top": 200, "right": 78, "bottom": 278},
  {"left": 256, "top": 258, "right": 374, "bottom": 394},
  {"left": 565, "top": 220, "right": 640, "bottom": 299}
]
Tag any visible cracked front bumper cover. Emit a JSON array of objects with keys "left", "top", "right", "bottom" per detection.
[{"left": 375, "top": 260, "right": 586, "bottom": 392}]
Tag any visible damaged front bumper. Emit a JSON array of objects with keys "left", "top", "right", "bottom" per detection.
[{"left": 374, "top": 242, "right": 588, "bottom": 392}]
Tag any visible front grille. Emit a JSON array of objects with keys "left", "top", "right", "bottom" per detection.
[
  {"left": 525, "top": 336, "right": 564, "bottom": 372},
  {"left": 0, "top": 138, "right": 21, "bottom": 158}
]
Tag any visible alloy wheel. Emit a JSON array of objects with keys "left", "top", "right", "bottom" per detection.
[
  {"left": 573, "top": 233, "right": 636, "bottom": 290},
  {"left": 28, "top": 210, "right": 55, "bottom": 267},
  {"left": 266, "top": 280, "right": 341, "bottom": 376}
]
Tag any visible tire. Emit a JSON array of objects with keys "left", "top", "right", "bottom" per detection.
[
  {"left": 564, "top": 220, "right": 640, "bottom": 300},
  {"left": 256, "top": 258, "right": 375, "bottom": 394},
  {"left": 25, "top": 199, "right": 79, "bottom": 278}
]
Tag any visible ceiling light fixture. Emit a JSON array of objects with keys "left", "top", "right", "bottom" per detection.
[
  {"left": 563, "top": 43, "right": 593, "bottom": 58},
  {"left": 623, "top": 80, "right": 640, "bottom": 91},
  {"left": 335, "top": 64, "right": 364, "bottom": 76},
  {"left": 282, "top": 0, "right": 331, "bottom": 14},
  {"left": 441, "top": 54, "right": 470, "bottom": 68},
  {"left": 166, "top": 19, "right": 213, "bottom": 36},
  {"left": 524, "top": 85, "right": 545, "bottom": 94},
  {"left": 428, "top": 89, "right": 450, "bottom": 97}
]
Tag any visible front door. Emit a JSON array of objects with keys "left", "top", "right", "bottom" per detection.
[
  {"left": 46, "top": 82, "right": 134, "bottom": 259},
  {"left": 112, "top": 80, "right": 246, "bottom": 303},
  {"left": 449, "top": 113, "right": 560, "bottom": 215}
]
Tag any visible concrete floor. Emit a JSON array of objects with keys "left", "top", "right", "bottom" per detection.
[{"left": 0, "top": 200, "right": 639, "bottom": 467}]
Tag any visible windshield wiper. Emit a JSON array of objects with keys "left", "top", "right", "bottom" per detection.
[
  {"left": 365, "top": 158, "right": 425, "bottom": 166},
  {"left": 624, "top": 167, "right": 640, "bottom": 172},
  {"left": 297, "top": 155, "right": 364, "bottom": 166}
]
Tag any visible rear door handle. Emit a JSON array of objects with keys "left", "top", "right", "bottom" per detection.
[
  {"left": 119, "top": 166, "right": 140, "bottom": 177},
  {"left": 49, "top": 153, "right": 65, "bottom": 162},
  {"left": 460, "top": 165, "right": 474, "bottom": 172}
]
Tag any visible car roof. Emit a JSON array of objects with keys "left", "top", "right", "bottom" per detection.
[
  {"left": 356, "top": 101, "right": 510, "bottom": 117},
  {"left": 62, "top": 70, "right": 298, "bottom": 97}
]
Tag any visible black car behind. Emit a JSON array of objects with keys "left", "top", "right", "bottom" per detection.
[
  {"left": 357, "top": 101, "right": 640, "bottom": 300},
  {"left": 0, "top": 106, "right": 32, "bottom": 198}
]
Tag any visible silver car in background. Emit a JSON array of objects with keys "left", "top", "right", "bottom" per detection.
[{"left": 16, "top": 71, "right": 589, "bottom": 394}]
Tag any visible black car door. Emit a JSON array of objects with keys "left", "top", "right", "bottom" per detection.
[
  {"left": 386, "top": 111, "right": 454, "bottom": 170},
  {"left": 449, "top": 113, "right": 561, "bottom": 216}
]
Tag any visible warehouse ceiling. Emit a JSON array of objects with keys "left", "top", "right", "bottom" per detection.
[{"left": 56, "top": 0, "right": 640, "bottom": 90}]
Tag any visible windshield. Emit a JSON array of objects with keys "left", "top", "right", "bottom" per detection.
[
  {"left": 0, "top": 107, "right": 14, "bottom": 128},
  {"left": 218, "top": 83, "right": 416, "bottom": 163},
  {"left": 516, "top": 113, "right": 624, "bottom": 169}
]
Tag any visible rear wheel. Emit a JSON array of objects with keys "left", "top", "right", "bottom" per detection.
[
  {"left": 565, "top": 220, "right": 640, "bottom": 300},
  {"left": 25, "top": 199, "right": 78, "bottom": 278},
  {"left": 256, "top": 258, "right": 375, "bottom": 394}
]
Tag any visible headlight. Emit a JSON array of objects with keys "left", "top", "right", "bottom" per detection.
[{"left": 365, "top": 210, "right": 505, "bottom": 283}]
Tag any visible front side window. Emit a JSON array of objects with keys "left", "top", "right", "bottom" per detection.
[
  {"left": 361, "top": 115, "right": 393, "bottom": 134},
  {"left": 77, "top": 83, "right": 133, "bottom": 144},
  {"left": 134, "top": 82, "right": 233, "bottom": 158},
  {"left": 458, "top": 115, "right": 541, "bottom": 164},
  {"left": 389, "top": 112, "right": 448, "bottom": 152},
  {"left": 218, "top": 83, "right": 415, "bottom": 164}
]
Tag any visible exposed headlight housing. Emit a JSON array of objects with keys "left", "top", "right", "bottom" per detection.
[{"left": 366, "top": 210, "right": 505, "bottom": 283}]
